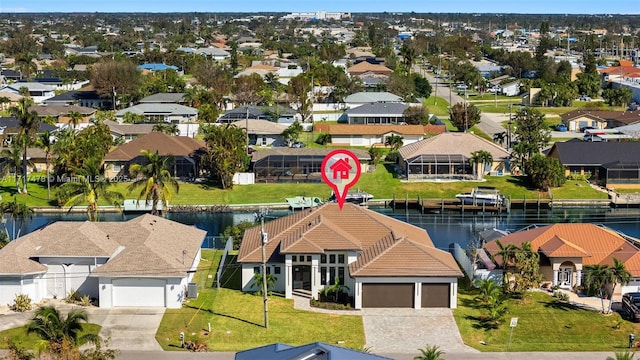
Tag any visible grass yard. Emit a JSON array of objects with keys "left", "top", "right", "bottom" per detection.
[
  {"left": 0, "top": 166, "right": 609, "bottom": 209},
  {"left": 155, "top": 250, "right": 365, "bottom": 352},
  {"left": 0, "top": 323, "right": 101, "bottom": 350},
  {"left": 454, "top": 289, "right": 640, "bottom": 352}
]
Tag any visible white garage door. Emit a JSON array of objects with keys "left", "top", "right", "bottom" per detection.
[
  {"left": 112, "top": 278, "right": 165, "bottom": 307},
  {"left": 0, "top": 278, "right": 22, "bottom": 306}
]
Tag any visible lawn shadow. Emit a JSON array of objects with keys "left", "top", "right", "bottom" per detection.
[
  {"left": 219, "top": 255, "right": 241, "bottom": 290},
  {"left": 543, "top": 299, "right": 590, "bottom": 312},
  {"left": 383, "top": 164, "right": 399, "bottom": 179},
  {"left": 504, "top": 176, "right": 538, "bottom": 191},
  {"left": 183, "top": 304, "right": 263, "bottom": 328},
  {"left": 465, "top": 314, "right": 501, "bottom": 330}
]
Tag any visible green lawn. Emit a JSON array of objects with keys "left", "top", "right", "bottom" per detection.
[
  {"left": 0, "top": 323, "right": 101, "bottom": 350},
  {"left": 454, "top": 289, "right": 640, "bottom": 352},
  {"left": 155, "top": 250, "right": 365, "bottom": 352},
  {"left": 1, "top": 167, "right": 609, "bottom": 209}
]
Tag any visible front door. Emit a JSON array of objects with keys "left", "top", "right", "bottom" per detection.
[
  {"left": 293, "top": 265, "right": 311, "bottom": 291},
  {"left": 559, "top": 267, "right": 573, "bottom": 287}
]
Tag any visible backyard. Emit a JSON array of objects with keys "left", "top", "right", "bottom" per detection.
[
  {"left": 155, "top": 250, "right": 365, "bottom": 352},
  {"left": 0, "top": 165, "right": 611, "bottom": 209}
]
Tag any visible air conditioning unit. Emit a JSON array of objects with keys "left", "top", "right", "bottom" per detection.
[{"left": 187, "top": 282, "right": 198, "bottom": 299}]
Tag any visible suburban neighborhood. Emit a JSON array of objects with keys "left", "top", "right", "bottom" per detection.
[{"left": 0, "top": 5, "right": 639, "bottom": 360}]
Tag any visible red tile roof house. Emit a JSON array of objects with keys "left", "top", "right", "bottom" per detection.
[
  {"left": 483, "top": 223, "right": 640, "bottom": 296},
  {"left": 237, "top": 203, "right": 463, "bottom": 309},
  {"left": 0, "top": 215, "right": 206, "bottom": 308}
]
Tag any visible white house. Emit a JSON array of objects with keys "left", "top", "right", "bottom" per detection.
[
  {"left": 238, "top": 203, "right": 462, "bottom": 309},
  {"left": 318, "top": 124, "right": 444, "bottom": 147},
  {"left": 500, "top": 80, "right": 521, "bottom": 97},
  {"left": 115, "top": 103, "right": 198, "bottom": 124},
  {"left": 0, "top": 215, "right": 206, "bottom": 308},
  {"left": 2, "top": 82, "right": 56, "bottom": 103}
]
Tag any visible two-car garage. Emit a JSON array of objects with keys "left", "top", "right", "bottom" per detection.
[
  {"left": 112, "top": 278, "right": 166, "bottom": 307},
  {"left": 360, "top": 282, "right": 453, "bottom": 308}
]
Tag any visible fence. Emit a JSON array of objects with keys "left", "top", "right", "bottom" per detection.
[
  {"left": 449, "top": 243, "right": 474, "bottom": 280},
  {"left": 201, "top": 236, "right": 230, "bottom": 249},
  {"left": 216, "top": 237, "right": 234, "bottom": 290}
]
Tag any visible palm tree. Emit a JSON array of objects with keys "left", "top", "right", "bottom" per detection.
[
  {"left": 384, "top": 134, "right": 404, "bottom": 151},
  {"left": 474, "top": 279, "right": 503, "bottom": 307},
  {"left": 607, "top": 258, "right": 632, "bottom": 313},
  {"left": 9, "top": 97, "right": 40, "bottom": 194},
  {"left": 251, "top": 272, "right": 277, "bottom": 295},
  {"left": 493, "top": 131, "right": 507, "bottom": 147},
  {"left": 414, "top": 344, "right": 444, "bottom": 360},
  {"left": 321, "top": 277, "right": 350, "bottom": 303},
  {"left": 127, "top": 149, "right": 179, "bottom": 216},
  {"left": 37, "top": 131, "right": 53, "bottom": 200},
  {"left": 584, "top": 264, "right": 609, "bottom": 313},
  {"left": 27, "top": 306, "right": 97, "bottom": 351},
  {"left": 0, "top": 196, "right": 34, "bottom": 240},
  {"left": 491, "top": 239, "right": 519, "bottom": 270},
  {"left": 0, "top": 144, "right": 26, "bottom": 194},
  {"left": 67, "top": 110, "right": 82, "bottom": 130},
  {"left": 152, "top": 123, "right": 180, "bottom": 135},
  {"left": 57, "top": 159, "right": 124, "bottom": 221},
  {"left": 469, "top": 150, "right": 493, "bottom": 180}
]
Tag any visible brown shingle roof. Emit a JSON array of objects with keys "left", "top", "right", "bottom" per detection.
[
  {"left": 317, "top": 124, "right": 439, "bottom": 136},
  {"left": 398, "top": 132, "right": 510, "bottom": 160},
  {"left": 484, "top": 224, "right": 640, "bottom": 275},
  {"left": 103, "top": 132, "right": 206, "bottom": 161},
  {"left": 560, "top": 110, "right": 640, "bottom": 126},
  {"left": 0, "top": 214, "right": 206, "bottom": 277},
  {"left": 30, "top": 104, "right": 96, "bottom": 117},
  {"left": 238, "top": 203, "right": 463, "bottom": 278}
]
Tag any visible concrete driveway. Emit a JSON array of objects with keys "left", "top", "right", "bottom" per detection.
[
  {"left": 362, "top": 308, "right": 477, "bottom": 355},
  {"left": 90, "top": 307, "right": 165, "bottom": 351}
]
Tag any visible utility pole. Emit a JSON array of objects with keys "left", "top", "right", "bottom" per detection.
[
  {"left": 245, "top": 105, "right": 250, "bottom": 150},
  {"left": 256, "top": 209, "right": 269, "bottom": 329}
]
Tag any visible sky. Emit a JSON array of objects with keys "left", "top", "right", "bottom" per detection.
[{"left": 1, "top": 0, "right": 638, "bottom": 14}]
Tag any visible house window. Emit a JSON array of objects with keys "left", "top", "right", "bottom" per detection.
[
  {"left": 320, "top": 266, "right": 327, "bottom": 285},
  {"left": 338, "top": 267, "right": 345, "bottom": 285},
  {"left": 320, "top": 254, "right": 327, "bottom": 263},
  {"left": 266, "top": 267, "right": 271, "bottom": 275},
  {"left": 274, "top": 266, "right": 281, "bottom": 275},
  {"left": 291, "top": 255, "right": 297, "bottom": 262},
  {"left": 329, "top": 267, "right": 336, "bottom": 285},
  {"left": 253, "top": 266, "right": 260, "bottom": 274},
  {"left": 338, "top": 254, "right": 345, "bottom": 264},
  {"left": 306, "top": 255, "right": 312, "bottom": 262},
  {"left": 113, "top": 163, "right": 121, "bottom": 172},
  {"left": 329, "top": 254, "right": 336, "bottom": 264}
]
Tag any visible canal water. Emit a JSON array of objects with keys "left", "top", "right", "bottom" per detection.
[{"left": 12, "top": 207, "right": 640, "bottom": 252}]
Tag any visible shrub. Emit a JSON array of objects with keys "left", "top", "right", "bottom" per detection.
[
  {"left": 79, "top": 295, "right": 93, "bottom": 307},
  {"left": 65, "top": 289, "right": 81, "bottom": 304},
  {"left": 385, "top": 150, "right": 400, "bottom": 164},
  {"left": 9, "top": 294, "right": 32, "bottom": 312},
  {"left": 315, "top": 132, "right": 331, "bottom": 145}
]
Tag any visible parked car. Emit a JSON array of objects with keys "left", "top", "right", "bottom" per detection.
[
  {"left": 578, "top": 95, "right": 592, "bottom": 101},
  {"left": 622, "top": 292, "right": 640, "bottom": 322},
  {"left": 456, "top": 84, "right": 468, "bottom": 91},
  {"left": 556, "top": 124, "right": 567, "bottom": 132},
  {"left": 583, "top": 134, "right": 603, "bottom": 142},
  {"left": 291, "top": 142, "right": 306, "bottom": 148},
  {"left": 247, "top": 146, "right": 256, "bottom": 154}
]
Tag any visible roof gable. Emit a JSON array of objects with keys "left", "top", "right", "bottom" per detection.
[{"left": 103, "top": 132, "right": 205, "bottom": 161}]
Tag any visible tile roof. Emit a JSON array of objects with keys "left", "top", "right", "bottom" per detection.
[
  {"left": 238, "top": 203, "right": 462, "bottom": 278},
  {"left": 104, "top": 120, "right": 154, "bottom": 136},
  {"left": 103, "top": 132, "right": 206, "bottom": 161},
  {"left": 0, "top": 214, "right": 206, "bottom": 277},
  {"left": 398, "top": 132, "right": 511, "bottom": 160},
  {"left": 138, "top": 93, "right": 186, "bottom": 103},
  {"left": 484, "top": 223, "right": 640, "bottom": 275},
  {"left": 250, "top": 148, "right": 371, "bottom": 163},
  {"left": 548, "top": 141, "right": 640, "bottom": 166},
  {"left": 115, "top": 103, "right": 197, "bottom": 116},
  {"left": 344, "top": 92, "right": 402, "bottom": 103}
]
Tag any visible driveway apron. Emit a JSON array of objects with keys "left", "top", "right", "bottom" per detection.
[
  {"left": 362, "top": 308, "right": 477, "bottom": 354},
  {"left": 97, "top": 307, "right": 165, "bottom": 351}
]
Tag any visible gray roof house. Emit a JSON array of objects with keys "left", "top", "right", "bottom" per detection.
[
  {"left": 343, "top": 102, "right": 410, "bottom": 124},
  {"left": 235, "top": 342, "right": 393, "bottom": 360},
  {"left": 115, "top": 103, "right": 198, "bottom": 123},
  {"left": 2, "top": 82, "right": 55, "bottom": 103},
  {"left": 104, "top": 120, "right": 154, "bottom": 143},
  {"left": 42, "top": 90, "right": 112, "bottom": 109},
  {"left": 231, "top": 119, "right": 288, "bottom": 147},
  {"left": 138, "top": 92, "right": 187, "bottom": 104},
  {"left": 344, "top": 91, "right": 402, "bottom": 105},
  {"left": 0, "top": 214, "right": 206, "bottom": 308}
]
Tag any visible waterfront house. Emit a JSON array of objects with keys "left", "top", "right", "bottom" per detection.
[
  {"left": 103, "top": 132, "right": 206, "bottom": 179},
  {"left": 314, "top": 123, "right": 445, "bottom": 147},
  {"left": 560, "top": 110, "right": 640, "bottom": 131},
  {"left": 343, "top": 102, "right": 410, "bottom": 124},
  {"left": 397, "top": 132, "right": 511, "bottom": 181},
  {"left": 237, "top": 203, "right": 463, "bottom": 309},
  {"left": 235, "top": 342, "right": 393, "bottom": 360},
  {"left": 0, "top": 214, "right": 206, "bottom": 308},
  {"left": 482, "top": 223, "right": 640, "bottom": 295},
  {"left": 230, "top": 119, "right": 288, "bottom": 147},
  {"left": 546, "top": 141, "right": 640, "bottom": 189}
]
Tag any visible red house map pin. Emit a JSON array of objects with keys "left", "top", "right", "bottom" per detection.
[{"left": 321, "top": 149, "right": 362, "bottom": 209}]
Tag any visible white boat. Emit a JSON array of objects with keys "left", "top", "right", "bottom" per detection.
[
  {"left": 455, "top": 187, "right": 504, "bottom": 206},
  {"left": 286, "top": 196, "right": 323, "bottom": 210},
  {"left": 329, "top": 189, "right": 374, "bottom": 205}
]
